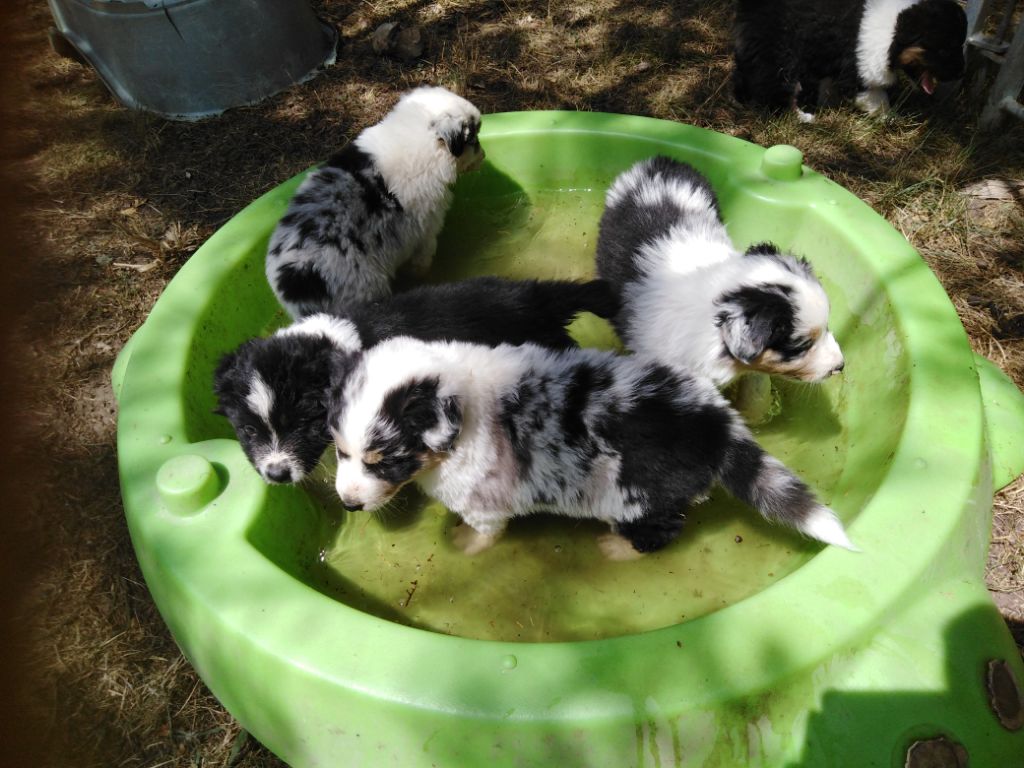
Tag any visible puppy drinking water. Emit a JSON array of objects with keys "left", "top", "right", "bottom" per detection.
[
  {"left": 213, "top": 277, "right": 618, "bottom": 484},
  {"left": 329, "top": 337, "right": 856, "bottom": 557}
]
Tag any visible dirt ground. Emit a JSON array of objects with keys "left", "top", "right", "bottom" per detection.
[{"left": 3, "top": 1, "right": 1023, "bottom": 766}]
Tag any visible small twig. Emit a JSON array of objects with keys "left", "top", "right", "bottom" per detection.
[{"left": 400, "top": 579, "right": 419, "bottom": 608}]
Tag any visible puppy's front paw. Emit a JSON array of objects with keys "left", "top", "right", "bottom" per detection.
[
  {"left": 451, "top": 523, "right": 499, "bottom": 556},
  {"left": 597, "top": 532, "right": 645, "bottom": 561},
  {"left": 855, "top": 88, "right": 889, "bottom": 115}
]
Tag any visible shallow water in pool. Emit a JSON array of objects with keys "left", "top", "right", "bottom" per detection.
[{"left": 300, "top": 187, "right": 848, "bottom": 642}]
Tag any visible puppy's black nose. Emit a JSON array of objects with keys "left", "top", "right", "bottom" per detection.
[
  {"left": 264, "top": 464, "right": 293, "bottom": 483},
  {"left": 832, "top": 361, "right": 845, "bottom": 374},
  {"left": 343, "top": 501, "right": 363, "bottom": 512}
]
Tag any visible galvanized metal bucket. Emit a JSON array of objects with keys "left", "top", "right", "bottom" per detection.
[{"left": 47, "top": 0, "right": 338, "bottom": 120}]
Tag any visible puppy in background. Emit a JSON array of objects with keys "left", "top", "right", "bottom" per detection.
[
  {"left": 213, "top": 277, "right": 618, "bottom": 484},
  {"left": 266, "top": 85, "right": 485, "bottom": 319},
  {"left": 596, "top": 156, "right": 844, "bottom": 387},
  {"left": 732, "top": 0, "right": 967, "bottom": 120},
  {"left": 329, "top": 337, "right": 856, "bottom": 557}
]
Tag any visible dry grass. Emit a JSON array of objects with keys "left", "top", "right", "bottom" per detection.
[{"left": 6, "top": 0, "right": 1024, "bottom": 766}]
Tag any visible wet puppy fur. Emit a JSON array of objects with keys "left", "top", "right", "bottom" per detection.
[
  {"left": 213, "top": 277, "right": 618, "bottom": 484},
  {"left": 596, "top": 156, "right": 844, "bottom": 386},
  {"left": 265, "top": 85, "right": 485, "bottom": 320},
  {"left": 733, "top": 0, "right": 966, "bottom": 118},
  {"left": 328, "top": 337, "right": 855, "bottom": 556}
]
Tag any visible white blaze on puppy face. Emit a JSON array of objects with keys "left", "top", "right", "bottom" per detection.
[
  {"left": 331, "top": 404, "right": 402, "bottom": 511},
  {"left": 245, "top": 373, "right": 275, "bottom": 425},
  {"left": 241, "top": 375, "right": 308, "bottom": 483},
  {"left": 331, "top": 354, "right": 458, "bottom": 511}
]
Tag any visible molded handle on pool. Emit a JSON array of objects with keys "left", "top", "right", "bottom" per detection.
[
  {"left": 147, "top": 438, "right": 271, "bottom": 530},
  {"left": 975, "top": 353, "right": 1024, "bottom": 491},
  {"left": 157, "top": 453, "right": 224, "bottom": 517},
  {"left": 761, "top": 144, "right": 805, "bottom": 181}
]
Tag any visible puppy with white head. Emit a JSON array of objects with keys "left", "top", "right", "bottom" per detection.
[
  {"left": 265, "top": 85, "right": 485, "bottom": 319},
  {"left": 595, "top": 156, "right": 844, "bottom": 387},
  {"left": 213, "top": 277, "right": 618, "bottom": 484},
  {"left": 733, "top": 0, "right": 967, "bottom": 119},
  {"left": 329, "top": 337, "right": 856, "bottom": 556}
]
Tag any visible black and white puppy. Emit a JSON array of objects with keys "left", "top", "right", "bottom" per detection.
[
  {"left": 329, "top": 337, "right": 856, "bottom": 557},
  {"left": 596, "top": 156, "right": 844, "bottom": 386},
  {"left": 265, "top": 85, "right": 485, "bottom": 319},
  {"left": 733, "top": 0, "right": 967, "bottom": 120},
  {"left": 213, "top": 277, "right": 618, "bottom": 484}
]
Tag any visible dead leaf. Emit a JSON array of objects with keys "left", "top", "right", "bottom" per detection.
[{"left": 112, "top": 260, "right": 159, "bottom": 273}]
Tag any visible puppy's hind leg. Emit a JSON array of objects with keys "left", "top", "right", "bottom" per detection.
[
  {"left": 599, "top": 504, "right": 687, "bottom": 560},
  {"left": 596, "top": 532, "right": 646, "bottom": 561}
]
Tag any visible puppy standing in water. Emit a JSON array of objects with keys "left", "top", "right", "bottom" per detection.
[
  {"left": 732, "top": 0, "right": 967, "bottom": 120},
  {"left": 213, "top": 277, "right": 618, "bottom": 484},
  {"left": 329, "top": 337, "right": 856, "bottom": 558},
  {"left": 265, "top": 86, "right": 485, "bottom": 319},
  {"left": 596, "top": 156, "right": 844, "bottom": 387}
]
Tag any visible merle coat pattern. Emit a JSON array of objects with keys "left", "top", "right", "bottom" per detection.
[
  {"left": 213, "top": 277, "right": 617, "bottom": 484},
  {"left": 330, "top": 337, "right": 855, "bottom": 556},
  {"left": 265, "top": 86, "right": 484, "bottom": 319},
  {"left": 595, "top": 156, "right": 844, "bottom": 386}
]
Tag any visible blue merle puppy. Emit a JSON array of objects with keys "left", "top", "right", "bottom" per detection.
[
  {"left": 213, "top": 277, "right": 618, "bottom": 484},
  {"left": 329, "top": 336, "right": 857, "bottom": 558},
  {"left": 265, "top": 86, "right": 484, "bottom": 319},
  {"left": 596, "top": 156, "right": 844, "bottom": 387}
]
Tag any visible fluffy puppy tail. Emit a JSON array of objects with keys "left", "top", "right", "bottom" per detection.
[
  {"left": 717, "top": 423, "right": 858, "bottom": 551},
  {"left": 533, "top": 278, "right": 621, "bottom": 323}
]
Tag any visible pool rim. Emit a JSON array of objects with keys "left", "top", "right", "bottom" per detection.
[{"left": 115, "top": 110, "right": 987, "bottom": 719}]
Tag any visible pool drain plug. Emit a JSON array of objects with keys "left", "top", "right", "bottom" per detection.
[{"left": 987, "top": 658, "right": 1024, "bottom": 730}]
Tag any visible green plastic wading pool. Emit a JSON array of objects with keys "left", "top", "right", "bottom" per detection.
[{"left": 114, "top": 112, "right": 1024, "bottom": 767}]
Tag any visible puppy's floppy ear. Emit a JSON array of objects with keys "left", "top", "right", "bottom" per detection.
[
  {"left": 433, "top": 114, "right": 478, "bottom": 158},
  {"left": 425, "top": 394, "right": 462, "bottom": 453},
  {"left": 382, "top": 376, "right": 463, "bottom": 453},
  {"left": 714, "top": 284, "right": 792, "bottom": 364}
]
